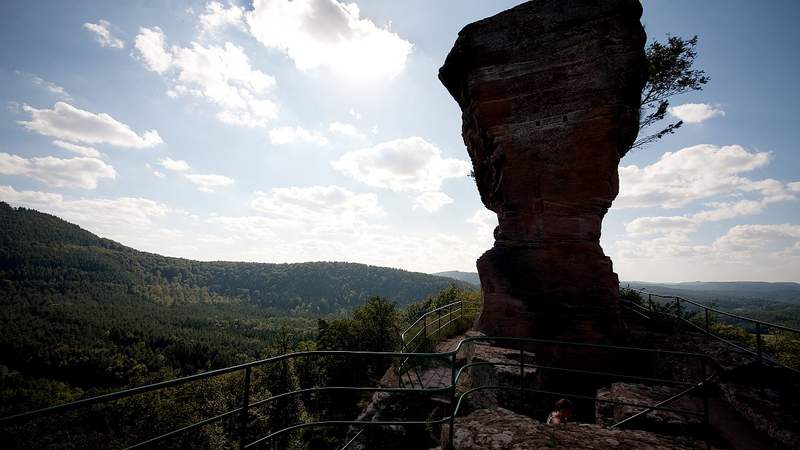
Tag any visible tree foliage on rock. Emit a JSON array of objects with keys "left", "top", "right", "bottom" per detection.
[{"left": 632, "top": 35, "right": 710, "bottom": 150}]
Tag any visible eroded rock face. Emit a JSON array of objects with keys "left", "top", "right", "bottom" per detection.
[
  {"left": 439, "top": 0, "right": 647, "bottom": 341},
  {"left": 440, "top": 408, "right": 696, "bottom": 450}
]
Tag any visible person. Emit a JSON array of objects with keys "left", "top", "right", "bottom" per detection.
[{"left": 546, "top": 398, "right": 574, "bottom": 424}]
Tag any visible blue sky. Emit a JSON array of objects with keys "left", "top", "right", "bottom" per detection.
[{"left": 1, "top": 0, "right": 798, "bottom": 282}]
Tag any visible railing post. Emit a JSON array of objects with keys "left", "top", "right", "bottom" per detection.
[
  {"left": 704, "top": 308, "right": 710, "bottom": 338},
  {"left": 423, "top": 317, "right": 427, "bottom": 350},
  {"left": 448, "top": 352, "right": 457, "bottom": 450},
  {"left": 437, "top": 308, "right": 442, "bottom": 341},
  {"left": 675, "top": 296, "right": 681, "bottom": 318},
  {"left": 239, "top": 366, "right": 252, "bottom": 450},
  {"left": 756, "top": 322, "right": 763, "bottom": 366},
  {"left": 701, "top": 358, "right": 710, "bottom": 450},
  {"left": 648, "top": 293, "right": 652, "bottom": 311},
  {"left": 519, "top": 343, "right": 525, "bottom": 412}
]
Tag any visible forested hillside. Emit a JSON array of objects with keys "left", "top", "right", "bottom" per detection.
[
  {"left": 0, "top": 202, "right": 471, "bottom": 415},
  {"left": 0, "top": 202, "right": 467, "bottom": 314}
]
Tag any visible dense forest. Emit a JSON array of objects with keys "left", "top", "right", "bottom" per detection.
[{"left": 0, "top": 202, "right": 478, "bottom": 448}]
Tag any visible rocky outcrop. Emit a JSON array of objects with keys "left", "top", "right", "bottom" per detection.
[
  {"left": 439, "top": 0, "right": 647, "bottom": 342},
  {"left": 441, "top": 408, "right": 696, "bottom": 450},
  {"left": 595, "top": 383, "right": 702, "bottom": 432}
]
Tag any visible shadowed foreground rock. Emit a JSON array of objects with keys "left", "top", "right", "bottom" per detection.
[
  {"left": 439, "top": 0, "right": 647, "bottom": 341},
  {"left": 440, "top": 408, "right": 695, "bottom": 450}
]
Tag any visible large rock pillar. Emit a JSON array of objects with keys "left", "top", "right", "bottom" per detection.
[{"left": 439, "top": 0, "right": 646, "bottom": 342}]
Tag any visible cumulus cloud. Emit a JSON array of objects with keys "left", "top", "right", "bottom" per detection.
[
  {"left": 329, "top": 121, "right": 366, "bottom": 140},
  {"left": 624, "top": 216, "right": 698, "bottom": 237},
  {"left": 159, "top": 157, "right": 191, "bottom": 172},
  {"left": 618, "top": 144, "right": 799, "bottom": 241},
  {"left": 713, "top": 224, "right": 800, "bottom": 256},
  {"left": 611, "top": 142, "right": 800, "bottom": 280},
  {"left": 207, "top": 216, "right": 281, "bottom": 240},
  {"left": 617, "top": 144, "right": 776, "bottom": 209},
  {"left": 184, "top": 173, "right": 235, "bottom": 192},
  {"left": 245, "top": 0, "right": 412, "bottom": 81},
  {"left": 1, "top": 185, "right": 169, "bottom": 228},
  {"left": 269, "top": 126, "right": 328, "bottom": 145},
  {"left": 83, "top": 20, "right": 125, "bottom": 49},
  {"left": 250, "top": 185, "right": 384, "bottom": 230},
  {"left": 19, "top": 102, "right": 163, "bottom": 148},
  {"left": 0, "top": 153, "right": 115, "bottom": 189},
  {"left": 199, "top": 1, "right": 245, "bottom": 34},
  {"left": 332, "top": 137, "right": 471, "bottom": 192},
  {"left": 468, "top": 209, "right": 497, "bottom": 238},
  {"left": 134, "top": 27, "right": 172, "bottom": 73},
  {"left": 669, "top": 103, "right": 725, "bottom": 124},
  {"left": 52, "top": 140, "right": 102, "bottom": 158},
  {"left": 616, "top": 223, "right": 800, "bottom": 267},
  {"left": 413, "top": 191, "right": 453, "bottom": 212},
  {"left": 135, "top": 26, "right": 278, "bottom": 127}
]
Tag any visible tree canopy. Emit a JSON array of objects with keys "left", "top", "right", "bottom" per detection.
[{"left": 632, "top": 35, "right": 710, "bottom": 151}]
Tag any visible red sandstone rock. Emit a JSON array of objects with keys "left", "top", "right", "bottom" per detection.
[{"left": 439, "top": 0, "right": 647, "bottom": 342}]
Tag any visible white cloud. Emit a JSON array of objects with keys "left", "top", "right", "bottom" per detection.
[
  {"left": 332, "top": 137, "right": 471, "bottom": 192},
  {"left": 624, "top": 216, "right": 697, "bottom": 237},
  {"left": 789, "top": 182, "right": 800, "bottom": 193},
  {"left": 245, "top": 0, "right": 412, "bottom": 81},
  {"left": 52, "top": 140, "right": 102, "bottom": 158},
  {"left": 616, "top": 223, "right": 800, "bottom": 268},
  {"left": 0, "top": 153, "right": 115, "bottom": 189},
  {"left": 83, "top": 20, "right": 125, "bottom": 49},
  {"left": 712, "top": 224, "right": 800, "bottom": 257},
  {"left": 250, "top": 185, "right": 384, "bottom": 230},
  {"left": 690, "top": 199, "right": 769, "bottom": 222},
  {"left": 468, "top": 209, "right": 497, "bottom": 238},
  {"left": 329, "top": 121, "right": 365, "bottom": 140},
  {"left": 16, "top": 72, "right": 72, "bottom": 100},
  {"left": 135, "top": 26, "right": 278, "bottom": 127},
  {"left": 1, "top": 185, "right": 169, "bottom": 228},
  {"left": 669, "top": 103, "right": 725, "bottom": 124},
  {"left": 184, "top": 173, "right": 235, "bottom": 192},
  {"left": 207, "top": 216, "right": 281, "bottom": 240},
  {"left": 413, "top": 191, "right": 453, "bottom": 212},
  {"left": 348, "top": 107, "right": 361, "bottom": 120},
  {"left": 19, "top": 102, "right": 163, "bottom": 148},
  {"left": 134, "top": 27, "right": 172, "bottom": 73},
  {"left": 617, "top": 144, "right": 775, "bottom": 209},
  {"left": 199, "top": 1, "right": 245, "bottom": 34},
  {"left": 269, "top": 126, "right": 328, "bottom": 145},
  {"left": 159, "top": 157, "right": 191, "bottom": 172}
]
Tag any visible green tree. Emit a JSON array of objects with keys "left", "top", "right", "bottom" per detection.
[{"left": 632, "top": 35, "right": 710, "bottom": 150}]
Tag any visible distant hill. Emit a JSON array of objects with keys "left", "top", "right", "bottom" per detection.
[
  {"left": 434, "top": 271, "right": 480, "bottom": 286},
  {"left": 0, "top": 202, "right": 470, "bottom": 315},
  {"left": 623, "top": 281, "right": 800, "bottom": 306}
]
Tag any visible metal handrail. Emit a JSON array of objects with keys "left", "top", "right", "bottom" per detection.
[
  {"left": 1, "top": 335, "right": 718, "bottom": 450},
  {"left": 625, "top": 288, "right": 800, "bottom": 333},
  {"left": 621, "top": 287, "right": 800, "bottom": 375},
  {"left": 395, "top": 299, "right": 479, "bottom": 389}
]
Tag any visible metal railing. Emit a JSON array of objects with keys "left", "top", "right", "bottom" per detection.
[
  {"left": 395, "top": 299, "right": 479, "bottom": 388},
  {"left": 400, "top": 299, "right": 480, "bottom": 353},
  {"left": 0, "top": 335, "right": 717, "bottom": 450},
  {"left": 621, "top": 287, "right": 800, "bottom": 375}
]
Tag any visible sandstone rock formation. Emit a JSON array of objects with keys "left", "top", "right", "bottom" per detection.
[
  {"left": 440, "top": 408, "right": 696, "bottom": 450},
  {"left": 439, "top": 0, "right": 647, "bottom": 341}
]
